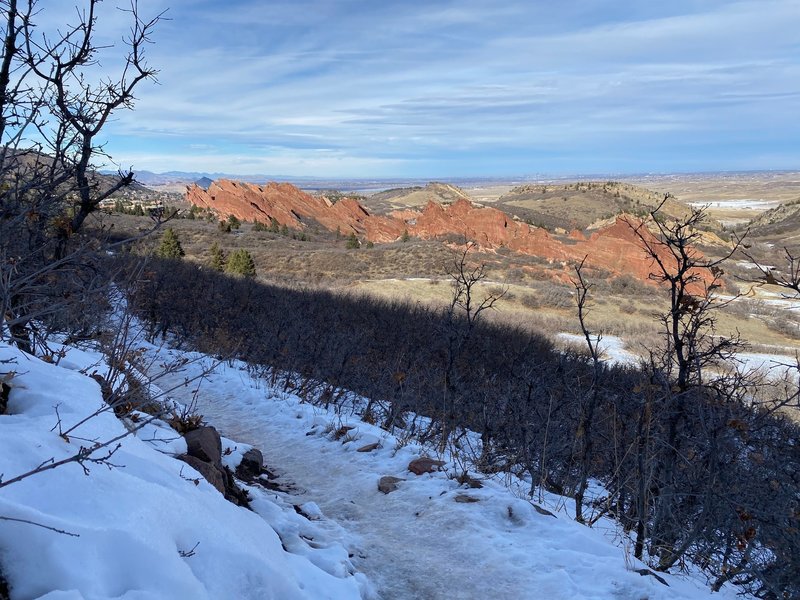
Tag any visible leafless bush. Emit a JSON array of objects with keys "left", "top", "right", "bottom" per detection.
[
  {"left": 0, "top": 1, "right": 163, "bottom": 353},
  {"left": 119, "top": 204, "right": 800, "bottom": 598}
]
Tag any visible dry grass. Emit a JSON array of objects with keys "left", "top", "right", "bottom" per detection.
[{"left": 102, "top": 211, "right": 799, "bottom": 358}]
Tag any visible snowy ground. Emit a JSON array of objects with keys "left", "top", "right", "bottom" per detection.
[
  {"left": 141, "top": 343, "right": 740, "bottom": 600},
  {"left": 556, "top": 333, "right": 640, "bottom": 365},
  {"left": 0, "top": 342, "right": 368, "bottom": 599},
  {"left": 734, "top": 352, "right": 798, "bottom": 379},
  {"left": 0, "top": 333, "right": 751, "bottom": 599},
  {"left": 687, "top": 199, "right": 782, "bottom": 211}
]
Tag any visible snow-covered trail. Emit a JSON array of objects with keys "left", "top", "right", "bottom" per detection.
[{"left": 148, "top": 349, "right": 734, "bottom": 600}]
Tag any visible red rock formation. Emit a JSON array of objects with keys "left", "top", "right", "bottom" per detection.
[
  {"left": 186, "top": 180, "right": 405, "bottom": 242},
  {"left": 186, "top": 180, "right": 712, "bottom": 287}
]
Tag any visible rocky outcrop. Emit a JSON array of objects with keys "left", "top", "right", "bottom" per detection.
[
  {"left": 186, "top": 180, "right": 405, "bottom": 242},
  {"left": 186, "top": 179, "right": 714, "bottom": 285}
]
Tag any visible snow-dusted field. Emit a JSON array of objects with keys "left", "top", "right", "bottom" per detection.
[{"left": 687, "top": 199, "right": 782, "bottom": 211}]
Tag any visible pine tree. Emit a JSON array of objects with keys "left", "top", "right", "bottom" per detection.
[
  {"left": 225, "top": 249, "right": 256, "bottom": 277},
  {"left": 227, "top": 214, "right": 241, "bottom": 229},
  {"left": 345, "top": 232, "right": 360, "bottom": 249},
  {"left": 155, "top": 228, "right": 184, "bottom": 259},
  {"left": 209, "top": 242, "right": 225, "bottom": 271}
]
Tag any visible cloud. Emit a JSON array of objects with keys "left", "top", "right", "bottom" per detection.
[{"left": 79, "top": 0, "right": 800, "bottom": 176}]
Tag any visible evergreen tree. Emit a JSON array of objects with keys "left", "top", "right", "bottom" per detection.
[
  {"left": 209, "top": 242, "right": 226, "bottom": 271},
  {"left": 227, "top": 214, "right": 241, "bottom": 229},
  {"left": 345, "top": 232, "right": 360, "bottom": 249},
  {"left": 225, "top": 249, "right": 256, "bottom": 277},
  {"left": 155, "top": 228, "right": 184, "bottom": 259},
  {"left": 132, "top": 204, "right": 145, "bottom": 217},
  {"left": 401, "top": 229, "right": 410, "bottom": 243}
]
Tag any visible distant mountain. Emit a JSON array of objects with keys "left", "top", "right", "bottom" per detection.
[
  {"left": 114, "top": 170, "right": 526, "bottom": 194},
  {"left": 193, "top": 176, "right": 214, "bottom": 190},
  {"left": 128, "top": 170, "right": 220, "bottom": 186}
]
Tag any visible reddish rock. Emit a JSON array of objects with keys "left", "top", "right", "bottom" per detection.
[
  {"left": 187, "top": 180, "right": 714, "bottom": 288},
  {"left": 186, "top": 180, "right": 405, "bottom": 242},
  {"left": 408, "top": 457, "right": 446, "bottom": 475},
  {"left": 378, "top": 475, "right": 404, "bottom": 494}
]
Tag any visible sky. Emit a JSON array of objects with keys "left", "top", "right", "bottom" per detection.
[{"left": 52, "top": 0, "right": 800, "bottom": 178}]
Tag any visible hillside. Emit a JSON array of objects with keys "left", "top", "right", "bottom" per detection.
[
  {"left": 746, "top": 198, "right": 800, "bottom": 244},
  {"left": 366, "top": 182, "right": 473, "bottom": 212},
  {"left": 495, "top": 181, "right": 695, "bottom": 231}
]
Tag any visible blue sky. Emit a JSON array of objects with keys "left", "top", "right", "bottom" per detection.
[{"left": 81, "top": 0, "right": 800, "bottom": 177}]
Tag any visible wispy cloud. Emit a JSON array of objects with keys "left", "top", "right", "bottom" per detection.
[{"left": 74, "top": 0, "right": 800, "bottom": 176}]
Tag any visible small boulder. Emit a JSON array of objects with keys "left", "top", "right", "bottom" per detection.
[
  {"left": 357, "top": 442, "right": 381, "bottom": 453},
  {"left": 456, "top": 472, "right": 484, "bottom": 489},
  {"left": 532, "top": 503, "right": 557, "bottom": 518},
  {"left": 0, "top": 380, "right": 10, "bottom": 415},
  {"left": 333, "top": 424, "right": 356, "bottom": 440},
  {"left": 236, "top": 447, "right": 264, "bottom": 480},
  {"left": 378, "top": 476, "right": 404, "bottom": 494},
  {"left": 408, "top": 457, "right": 445, "bottom": 475},
  {"left": 635, "top": 569, "right": 669, "bottom": 587},
  {"left": 177, "top": 454, "right": 225, "bottom": 495},
  {"left": 222, "top": 466, "right": 250, "bottom": 507},
  {"left": 184, "top": 426, "right": 222, "bottom": 466},
  {"left": 454, "top": 494, "right": 480, "bottom": 503}
]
